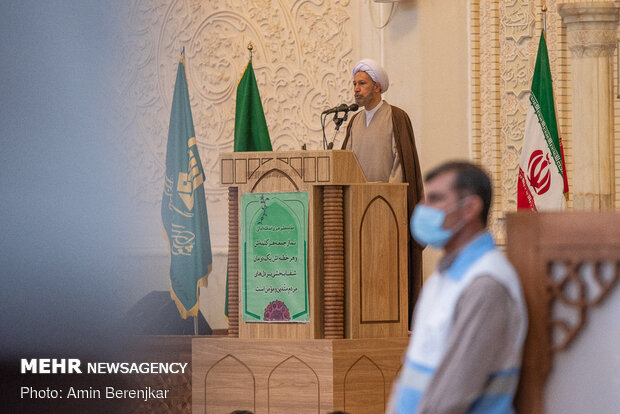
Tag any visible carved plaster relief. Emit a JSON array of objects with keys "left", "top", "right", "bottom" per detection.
[
  {"left": 566, "top": 28, "right": 617, "bottom": 57},
  {"left": 472, "top": 0, "right": 570, "bottom": 242},
  {"left": 500, "top": 0, "right": 537, "bottom": 219},
  {"left": 122, "top": 0, "right": 354, "bottom": 248},
  {"left": 123, "top": 0, "right": 353, "bottom": 207},
  {"left": 502, "top": 0, "right": 536, "bottom": 43}
]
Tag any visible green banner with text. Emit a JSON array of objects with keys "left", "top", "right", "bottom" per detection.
[{"left": 241, "top": 192, "right": 309, "bottom": 322}]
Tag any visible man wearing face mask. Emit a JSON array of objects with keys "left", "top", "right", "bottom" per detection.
[{"left": 387, "top": 161, "right": 528, "bottom": 414}]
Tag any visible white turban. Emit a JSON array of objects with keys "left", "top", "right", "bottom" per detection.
[{"left": 352, "top": 58, "right": 389, "bottom": 93}]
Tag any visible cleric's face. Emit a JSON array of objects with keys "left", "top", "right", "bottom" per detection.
[{"left": 353, "top": 71, "right": 380, "bottom": 109}]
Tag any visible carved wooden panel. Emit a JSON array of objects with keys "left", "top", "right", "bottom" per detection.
[
  {"left": 360, "top": 197, "right": 400, "bottom": 323},
  {"left": 268, "top": 356, "right": 320, "bottom": 413},
  {"left": 343, "top": 356, "right": 385, "bottom": 414},
  {"left": 250, "top": 169, "right": 300, "bottom": 193},
  {"left": 192, "top": 337, "right": 407, "bottom": 413},
  {"left": 220, "top": 150, "right": 367, "bottom": 341},
  {"left": 205, "top": 355, "right": 255, "bottom": 414},
  {"left": 547, "top": 258, "right": 619, "bottom": 351},
  {"left": 345, "top": 184, "right": 408, "bottom": 339},
  {"left": 221, "top": 152, "right": 350, "bottom": 187},
  {"left": 506, "top": 212, "right": 620, "bottom": 414},
  {"left": 193, "top": 339, "right": 333, "bottom": 413},
  {"left": 333, "top": 338, "right": 405, "bottom": 414},
  {"left": 233, "top": 155, "right": 314, "bottom": 340}
]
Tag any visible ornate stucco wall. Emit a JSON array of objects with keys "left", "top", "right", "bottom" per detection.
[
  {"left": 471, "top": 0, "right": 620, "bottom": 243},
  {"left": 124, "top": 0, "right": 356, "bottom": 243}
]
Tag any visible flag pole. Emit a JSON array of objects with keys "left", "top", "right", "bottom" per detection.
[
  {"left": 248, "top": 42, "right": 253, "bottom": 62},
  {"left": 542, "top": 2, "right": 547, "bottom": 33}
]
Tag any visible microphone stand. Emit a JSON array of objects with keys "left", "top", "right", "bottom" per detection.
[
  {"left": 321, "top": 112, "right": 329, "bottom": 150},
  {"left": 327, "top": 111, "right": 349, "bottom": 150}
]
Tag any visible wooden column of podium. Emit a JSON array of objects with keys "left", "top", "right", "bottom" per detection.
[{"left": 193, "top": 151, "right": 410, "bottom": 413}]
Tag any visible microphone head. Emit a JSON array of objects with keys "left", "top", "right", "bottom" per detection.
[{"left": 349, "top": 103, "right": 359, "bottom": 111}]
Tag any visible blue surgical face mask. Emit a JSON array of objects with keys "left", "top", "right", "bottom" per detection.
[{"left": 409, "top": 199, "right": 468, "bottom": 248}]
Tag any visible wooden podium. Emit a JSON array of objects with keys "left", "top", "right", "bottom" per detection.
[{"left": 193, "top": 151, "right": 410, "bottom": 413}]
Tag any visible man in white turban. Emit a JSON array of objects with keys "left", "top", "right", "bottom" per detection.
[{"left": 341, "top": 58, "right": 424, "bottom": 326}]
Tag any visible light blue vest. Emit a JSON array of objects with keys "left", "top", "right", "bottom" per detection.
[{"left": 392, "top": 233, "right": 527, "bottom": 414}]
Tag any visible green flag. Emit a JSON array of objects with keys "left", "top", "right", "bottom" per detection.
[
  {"left": 162, "top": 56, "right": 212, "bottom": 319},
  {"left": 234, "top": 61, "right": 272, "bottom": 151},
  {"left": 226, "top": 60, "right": 272, "bottom": 319}
]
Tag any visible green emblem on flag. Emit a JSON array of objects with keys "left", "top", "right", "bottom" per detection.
[{"left": 162, "top": 56, "right": 212, "bottom": 319}]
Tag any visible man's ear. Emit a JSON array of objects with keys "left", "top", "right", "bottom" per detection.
[
  {"left": 463, "top": 195, "right": 483, "bottom": 223},
  {"left": 374, "top": 82, "right": 382, "bottom": 93}
]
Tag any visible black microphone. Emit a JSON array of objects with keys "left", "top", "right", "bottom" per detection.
[{"left": 322, "top": 103, "right": 359, "bottom": 115}]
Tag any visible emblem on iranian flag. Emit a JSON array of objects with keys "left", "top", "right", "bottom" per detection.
[
  {"left": 518, "top": 30, "right": 568, "bottom": 211},
  {"left": 527, "top": 150, "right": 552, "bottom": 195}
]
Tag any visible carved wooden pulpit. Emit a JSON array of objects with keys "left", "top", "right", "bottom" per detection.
[{"left": 192, "top": 150, "right": 411, "bottom": 414}]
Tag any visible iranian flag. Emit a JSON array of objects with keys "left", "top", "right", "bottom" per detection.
[{"left": 518, "top": 30, "right": 569, "bottom": 211}]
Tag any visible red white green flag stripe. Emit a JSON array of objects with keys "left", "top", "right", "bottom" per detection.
[{"left": 518, "top": 30, "right": 569, "bottom": 211}]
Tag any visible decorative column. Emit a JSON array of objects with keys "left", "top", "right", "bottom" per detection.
[
  {"left": 558, "top": 2, "right": 619, "bottom": 210},
  {"left": 322, "top": 186, "right": 345, "bottom": 339},
  {"left": 227, "top": 187, "right": 239, "bottom": 337}
]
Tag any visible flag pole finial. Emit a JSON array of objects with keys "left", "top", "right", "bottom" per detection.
[
  {"left": 542, "top": 3, "right": 547, "bottom": 32},
  {"left": 248, "top": 42, "right": 253, "bottom": 62},
  {"left": 181, "top": 46, "right": 185, "bottom": 57}
]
